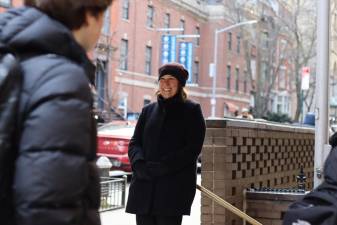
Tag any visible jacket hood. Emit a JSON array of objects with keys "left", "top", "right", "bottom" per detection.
[{"left": 0, "top": 6, "right": 95, "bottom": 83}]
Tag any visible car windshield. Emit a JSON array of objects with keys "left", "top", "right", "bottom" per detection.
[{"left": 98, "top": 124, "right": 135, "bottom": 137}]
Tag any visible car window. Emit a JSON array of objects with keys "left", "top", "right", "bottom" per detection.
[{"left": 98, "top": 125, "right": 135, "bottom": 136}]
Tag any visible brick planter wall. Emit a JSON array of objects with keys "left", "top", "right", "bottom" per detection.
[
  {"left": 244, "top": 190, "right": 306, "bottom": 225},
  {"left": 201, "top": 118, "right": 314, "bottom": 225}
]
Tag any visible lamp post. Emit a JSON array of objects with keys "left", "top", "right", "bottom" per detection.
[
  {"left": 314, "top": 0, "right": 330, "bottom": 188},
  {"left": 210, "top": 20, "right": 258, "bottom": 118}
]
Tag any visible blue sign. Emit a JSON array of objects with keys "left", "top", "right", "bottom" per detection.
[
  {"left": 178, "top": 42, "right": 193, "bottom": 83},
  {"left": 161, "top": 35, "right": 176, "bottom": 64}
]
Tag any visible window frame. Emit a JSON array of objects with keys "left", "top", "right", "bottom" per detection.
[
  {"left": 146, "top": 5, "right": 154, "bottom": 28},
  {"left": 180, "top": 19, "right": 185, "bottom": 35},
  {"left": 145, "top": 46, "right": 152, "bottom": 75},
  {"left": 193, "top": 61, "right": 199, "bottom": 84},
  {"left": 226, "top": 65, "right": 231, "bottom": 91},
  {"left": 119, "top": 39, "right": 128, "bottom": 70},
  {"left": 122, "top": 0, "right": 129, "bottom": 20},
  {"left": 227, "top": 32, "right": 232, "bottom": 51},
  {"left": 195, "top": 26, "right": 200, "bottom": 46},
  {"left": 236, "top": 35, "right": 241, "bottom": 54},
  {"left": 164, "top": 13, "right": 170, "bottom": 31},
  {"left": 235, "top": 67, "right": 240, "bottom": 93}
]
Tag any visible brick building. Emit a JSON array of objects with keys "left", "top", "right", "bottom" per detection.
[
  {"left": 0, "top": 0, "right": 294, "bottom": 120},
  {"left": 96, "top": 0, "right": 257, "bottom": 120}
]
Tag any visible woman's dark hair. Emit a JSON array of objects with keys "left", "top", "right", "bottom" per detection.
[{"left": 24, "top": 0, "right": 113, "bottom": 30}]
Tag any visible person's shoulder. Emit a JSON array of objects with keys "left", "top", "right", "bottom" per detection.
[
  {"left": 22, "top": 54, "right": 90, "bottom": 99},
  {"left": 25, "top": 54, "right": 85, "bottom": 80},
  {"left": 184, "top": 99, "right": 201, "bottom": 110},
  {"left": 141, "top": 102, "right": 157, "bottom": 114}
]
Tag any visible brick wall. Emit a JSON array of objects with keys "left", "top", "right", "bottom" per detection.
[
  {"left": 201, "top": 118, "right": 314, "bottom": 225},
  {"left": 244, "top": 191, "right": 306, "bottom": 225}
]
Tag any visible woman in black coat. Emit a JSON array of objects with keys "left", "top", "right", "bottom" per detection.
[{"left": 126, "top": 63, "right": 206, "bottom": 225}]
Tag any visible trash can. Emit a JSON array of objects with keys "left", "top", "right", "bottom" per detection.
[
  {"left": 303, "top": 112, "right": 315, "bottom": 126},
  {"left": 96, "top": 156, "right": 112, "bottom": 177}
]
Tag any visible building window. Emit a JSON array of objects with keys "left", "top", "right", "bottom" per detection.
[
  {"left": 243, "top": 71, "right": 248, "bottom": 93},
  {"left": 146, "top": 5, "right": 154, "bottom": 28},
  {"left": 145, "top": 46, "right": 152, "bottom": 75},
  {"left": 227, "top": 32, "right": 232, "bottom": 50},
  {"left": 0, "top": 0, "right": 11, "bottom": 7},
  {"left": 164, "top": 13, "right": 170, "bottom": 31},
  {"left": 180, "top": 19, "right": 185, "bottom": 35},
  {"left": 122, "top": 0, "right": 129, "bottom": 20},
  {"left": 193, "top": 61, "right": 199, "bottom": 84},
  {"left": 279, "top": 39, "right": 287, "bottom": 58},
  {"left": 235, "top": 68, "right": 240, "bottom": 93},
  {"left": 143, "top": 99, "right": 151, "bottom": 106},
  {"left": 236, "top": 35, "right": 241, "bottom": 54},
  {"left": 262, "top": 32, "right": 269, "bottom": 48},
  {"left": 102, "top": 9, "right": 110, "bottom": 35},
  {"left": 118, "top": 93, "right": 128, "bottom": 119},
  {"left": 195, "top": 26, "right": 200, "bottom": 46},
  {"left": 279, "top": 66, "right": 286, "bottom": 89},
  {"left": 261, "top": 62, "right": 268, "bottom": 82},
  {"left": 226, "top": 65, "right": 231, "bottom": 91},
  {"left": 119, "top": 39, "right": 128, "bottom": 70}
]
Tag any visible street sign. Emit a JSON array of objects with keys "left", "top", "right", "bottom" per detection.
[
  {"left": 301, "top": 67, "right": 310, "bottom": 90},
  {"left": 209, "top": 63, "right": 215, "bottom": 77}
]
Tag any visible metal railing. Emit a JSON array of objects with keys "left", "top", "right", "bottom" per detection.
[{"left": 99, "top": 176, "right": 127, "bottom": 212}]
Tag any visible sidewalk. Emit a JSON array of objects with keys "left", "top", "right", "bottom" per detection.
[{"left": 100, "top": 175, "right": 201, "bottom": 225}]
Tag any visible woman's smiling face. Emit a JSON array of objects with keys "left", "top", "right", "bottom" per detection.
[{"left": 159, "top": 75, "right": 179, "bottom": 99}]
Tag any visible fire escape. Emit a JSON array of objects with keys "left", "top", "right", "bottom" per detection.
[{"left": 94, "top": 12, "right": 123, "bottom": 122}]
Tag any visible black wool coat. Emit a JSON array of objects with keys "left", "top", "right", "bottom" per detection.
[
  {"left": 126, "top": 95, "right": 206, "bottom": 216},
  {"left": 0, "top": 7, "right": 100, "bottom": 225}
]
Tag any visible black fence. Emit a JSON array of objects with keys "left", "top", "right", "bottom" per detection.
[{"left": 100, "top": 176, "right": 127, "bottom": 212}]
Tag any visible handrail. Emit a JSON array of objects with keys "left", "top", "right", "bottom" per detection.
[{"left": 196, "top": 184, "right": 263, "bottom": 225}]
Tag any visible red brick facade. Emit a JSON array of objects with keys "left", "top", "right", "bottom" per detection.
[
  {"left": 1, "top": 0, "right": 293, "bottom": 119},
  {"left": 105, "top": 0, "right": 253, "bottom": 119}
]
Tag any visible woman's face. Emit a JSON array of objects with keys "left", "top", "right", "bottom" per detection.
[{"left": 159, "top": 75, "right": 179, "bottom": 99}]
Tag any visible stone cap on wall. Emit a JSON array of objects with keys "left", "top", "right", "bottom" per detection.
[{"left": 205, "top": 117, "right": 315, "bottom": 134}]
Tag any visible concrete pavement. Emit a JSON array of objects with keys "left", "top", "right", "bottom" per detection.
[{"left": 100, "top": 175, "right": 201, "bottom": 225}]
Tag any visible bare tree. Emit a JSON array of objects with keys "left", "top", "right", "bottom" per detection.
[
  {"left": 222, "top": 0, "right": 290, "bottom": 118},
  {"left": 278, "top": 0, "right": 316, "bottom": 121},
  {"left": 222, "top": 0, "right": 316, "bottom": 120}
]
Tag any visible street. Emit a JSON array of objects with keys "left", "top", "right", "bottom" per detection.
[{"left": 100, "top": 174, "right": 201, "bottom": 225}]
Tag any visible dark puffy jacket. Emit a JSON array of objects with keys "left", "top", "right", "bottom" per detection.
[
  {"left": 0, "top": 7, "right": 100, "bottom": 225},
  {"left": 283, "top": 148, "right": 337, "bottom": 225},
  {"left": 126, "top": 95, "right": 206, "bottom": 216}
]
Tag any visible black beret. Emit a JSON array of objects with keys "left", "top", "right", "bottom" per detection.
[{"left": 158, "top": 63, "right": 189, "bottom": 86}]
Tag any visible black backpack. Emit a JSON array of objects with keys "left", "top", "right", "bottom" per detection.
[{"left": 0, "top": 42, "right": 22, "bottom": 225}]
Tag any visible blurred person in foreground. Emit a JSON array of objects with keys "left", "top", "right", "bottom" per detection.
[
  {"left": 126, "top": 62, "right": 206, "bottom": 225},
  {"left": 0, "top": 1, "right": 113, "bottom": 225},
  {"left": 283, "top": 132, "right": 337, "bottom": 225}
]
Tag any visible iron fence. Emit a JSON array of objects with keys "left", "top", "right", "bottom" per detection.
[{"left": 99, "top": 176, "right": 127, "bottom": 211}]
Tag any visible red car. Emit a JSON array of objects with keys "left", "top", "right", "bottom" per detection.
[{"left": 97, "top": 121, "right": 135, "bottom": 172}]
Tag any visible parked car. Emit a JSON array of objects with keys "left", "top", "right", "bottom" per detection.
[
  {"left": 97, "top": 121, "right": 202, "bottom": 173},
  {"left": 97, "top": 121, "right": 135, "bottom": 172}
]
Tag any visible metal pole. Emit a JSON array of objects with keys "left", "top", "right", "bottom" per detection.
[
  {"left": 211, "top": 29, "right": 218, "bottom": 118},
  {"left": 314, "top": 0, "right": 330, "bottom": 188},
  {"left": 210, "top": 20, "right": 257, "bottom": 118}
]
